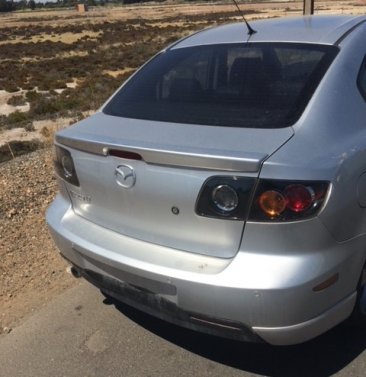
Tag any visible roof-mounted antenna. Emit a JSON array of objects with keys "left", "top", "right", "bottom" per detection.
[{"left": 231, "top": 0, "right": 257, "bottom": 36}]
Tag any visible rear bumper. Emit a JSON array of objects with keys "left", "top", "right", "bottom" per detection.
[
  {"left": 72, "top": 265, "right": 265, "bottom": 343},
  {"left": 68, "top": 263, "right": 356, "bottom": 345},
  {"left": 47, "top": 194, "right": 362, "bottom": 345}
]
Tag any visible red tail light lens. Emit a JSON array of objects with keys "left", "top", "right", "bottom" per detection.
[
  {"left": 284, "top": 184, "right": 313, "bottom": 213},
  {"left": 250, "top": 180, "right": 329, "bottom": 221},
  {"left": 108, "top": 149, "right": 142, "bottom": 161}
]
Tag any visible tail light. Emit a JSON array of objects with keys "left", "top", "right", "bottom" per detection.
[
  {"left": 54, "top": 145, "right": 80, "bottom": 186},
  {"left": 249, "top": 180, "right": 329, "bottom": 221},
  {"left": 195, "top": 176, "right": 256, "bottom": 220},
  {"left": 212, "top": 185, "right": 239, "bottom": 212},
  {"left": 258, "top": 190, "right": 287, "bottom": 217}
]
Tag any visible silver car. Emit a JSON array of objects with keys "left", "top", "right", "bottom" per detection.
[{"left": 46, "top": 15, "right": 366, "bottom": 345}]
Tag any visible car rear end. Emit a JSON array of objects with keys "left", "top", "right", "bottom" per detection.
[{"left": 47, "top": 16, "right": 366, "bottom": 345}]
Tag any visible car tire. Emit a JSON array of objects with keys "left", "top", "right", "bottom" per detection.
[
  {"left": 100, "top": 290, "right": 115, "bottom": 304},
  {"left": 348, "top": 264, "right": 366, "bottom": 325}
]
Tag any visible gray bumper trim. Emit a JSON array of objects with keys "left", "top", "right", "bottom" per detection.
[{"left": 76, "top": 265, "right": 264, "bottom": 344}]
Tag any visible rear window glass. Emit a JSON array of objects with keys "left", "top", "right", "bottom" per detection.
[{"left": 103, "top": 43, "right": 338, "bottom": 128}]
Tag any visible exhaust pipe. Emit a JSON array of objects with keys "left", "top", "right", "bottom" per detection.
[{"left": 69, "top": 266, "right": 82, "bottom": 279}]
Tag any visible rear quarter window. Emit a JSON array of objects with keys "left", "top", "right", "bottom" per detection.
[{"left": 104, "top": 43, "right": 338, "bottom": 129}]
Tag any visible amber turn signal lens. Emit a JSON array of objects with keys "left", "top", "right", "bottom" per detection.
[{"left": 258, "top": 190, "right": 287, "bottom": 217}]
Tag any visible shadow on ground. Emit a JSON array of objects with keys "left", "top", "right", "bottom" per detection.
[{"left": 105, "top": 297, "right": 366, "bottom": 377}]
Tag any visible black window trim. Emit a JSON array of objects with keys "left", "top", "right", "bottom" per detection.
[{"left": 357, "top": 55, "right": 366, "bottom": 102}]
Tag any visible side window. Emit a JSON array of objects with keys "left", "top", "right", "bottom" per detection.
[{"left": 357, "top": 57, "right": 366, "bottom": 101}]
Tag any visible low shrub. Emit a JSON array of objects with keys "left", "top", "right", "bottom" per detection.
[
  {"left": 3, "top": 81, "right": 20, "bottom": 93},
  {"left": 6, "top": 111, "right": 29, "bottom": 127},
  {"left": 0, "top": 140, "right": 44, "bottom": 163},
  {"left": 7, "top": 95, "right": 27, "bottom": 107}
]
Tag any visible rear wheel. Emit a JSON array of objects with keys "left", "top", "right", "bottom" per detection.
[{"left": 348, "top": 265, "right": 366, "bottom": 325}]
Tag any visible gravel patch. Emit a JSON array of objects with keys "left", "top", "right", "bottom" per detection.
[{"left": 0, "top": 148, "right": 75, "bottom": 335}]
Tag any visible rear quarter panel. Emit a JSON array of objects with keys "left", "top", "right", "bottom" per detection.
[{"left": 261, "top": 24, "right": 366, "bottom": 246}]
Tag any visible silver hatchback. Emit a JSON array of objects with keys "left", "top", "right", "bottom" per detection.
[{"left": 46, "top": 15, "right": 366, "bottom": 345}]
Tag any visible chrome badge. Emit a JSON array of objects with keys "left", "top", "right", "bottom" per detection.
[{"left": 115, "top": 165, "right": 136, "bottom": 189}]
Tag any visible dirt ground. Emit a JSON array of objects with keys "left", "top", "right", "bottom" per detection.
[
  {"left": 1, "top": 1, "right": 366, "bottom": 336},
  {"left": 0, "top": 148, "right": 76, "bottom": 335}
]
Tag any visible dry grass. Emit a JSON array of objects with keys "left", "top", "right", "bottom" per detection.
[{"left": 0, "top": 30, "right": 102, "bottom": 45}]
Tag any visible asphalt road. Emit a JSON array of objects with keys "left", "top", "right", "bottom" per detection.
[{"left": 1, "top": 281, "right": 366, "bottom": 377}]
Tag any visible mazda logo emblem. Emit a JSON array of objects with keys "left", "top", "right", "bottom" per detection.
[{"left": 115, "top": 165, "right": 136, "bottom": 189}]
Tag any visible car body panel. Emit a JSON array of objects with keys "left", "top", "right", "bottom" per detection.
[{"left": 61, "top": 148, "right": 255, "bottom": 257}]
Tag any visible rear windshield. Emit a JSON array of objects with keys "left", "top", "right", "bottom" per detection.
[{"left": 104, "top": 43, "right": 338, "bottom": 128}]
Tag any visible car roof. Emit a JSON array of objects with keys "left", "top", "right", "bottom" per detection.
[{"left": 171, "top": 15, "right": 366, "bottom": 49}]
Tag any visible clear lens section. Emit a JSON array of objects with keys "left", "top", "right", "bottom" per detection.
[
  {"left": 61, "top": 155, "right": 74, "bottom": 179},
  {"left": 54, "top": 146, "right": 80, "bottom": 186},
  {"left": 212, "top": 185, "right": 239, "bottom": 213},
  {"left": 196, "top": 176, "right": 256, "bottom": 220}
]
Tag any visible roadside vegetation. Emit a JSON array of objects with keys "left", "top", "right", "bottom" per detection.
[{"left": 0, "top": 10, "right": 244, "bottom": 134}]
